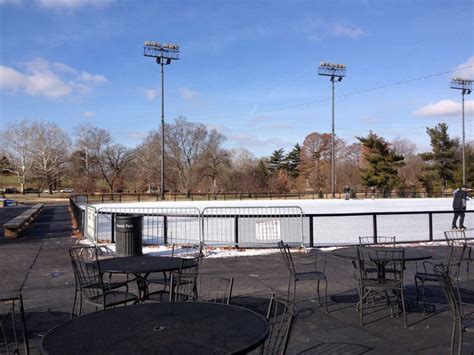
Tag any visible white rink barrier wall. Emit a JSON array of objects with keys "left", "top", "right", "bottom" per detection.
[{"left": 82, "top": 202, "right": 473, "bottom": 247}]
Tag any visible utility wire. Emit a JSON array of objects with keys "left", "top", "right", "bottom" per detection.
[{"left": 191, "top": 64, "right": 474, "bottom": 121}]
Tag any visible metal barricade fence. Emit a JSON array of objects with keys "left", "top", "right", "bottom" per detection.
[
  {"left": 93, "top": 206, "right": 201, "bottom": 245},
  {"left": 201, "top": 206, "right": 304, "bottom": 247},
  {"left": 80, "top": 203, "right": 472, "bottom": 247}
]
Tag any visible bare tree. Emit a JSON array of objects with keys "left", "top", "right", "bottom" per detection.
[
  {"left": 165, "top": 117, "right": 227, "bottom": 195},
  {"left": 31, "top": 122, "right": 71, "bottom": 192},
  {"left": 99, "top": 144, "right": 135, "bottom": 196},
  {"left": 135, "top": 130, "right": 162, "bottom": 193},
  {"left": 391, "top": 137, "right": 417, "bottom": 156},
  {"left": 74, "top": 124, "right": 134, "bottom": 196},
  {"left": 0, "top": 120, "right": 36, "bottom": 193},
  {"left": 300, "top": 132, "right": 332, "bottom": 192}
]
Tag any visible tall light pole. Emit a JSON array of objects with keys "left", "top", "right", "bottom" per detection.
[
  {"left": 318, "top": 62, "right": 346, "bottom": 198},
  {"left": 450, "top": 77, "right": 473, "bottom": 186},
  {"left": 144, "top": 41, "right": 180, "bottom": 200}
]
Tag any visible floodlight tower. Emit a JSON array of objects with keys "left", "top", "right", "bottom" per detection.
[
  {"left": 450, "top": 77, "right": 473, "bottom": 185},
  {"left": 318, "top": 62, "right": 347, "bottom": 198},
  {"left": 144, "top": 41, "right": 180, "bottom": 200}
]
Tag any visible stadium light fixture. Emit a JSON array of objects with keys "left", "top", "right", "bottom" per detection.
[
  {"left": 144, "top": 41, "right": 180, "bottom": 200},
  {"left": 450, "top": 77, "right": 473, "bottom": 185},
  {"left": 318, "top": 62, "right": 347, "bottom": 198}
]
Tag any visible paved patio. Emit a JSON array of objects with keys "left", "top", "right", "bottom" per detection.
[{"left": 1, "top": 204, "right": 473, "bottom": 354}]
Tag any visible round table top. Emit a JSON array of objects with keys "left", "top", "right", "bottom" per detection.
[
  {"left": 41, "top": 302, "right": 269, "bottom": 355},
  {"left": 332, "top": 247, "right": 433, "bottom": 261},
  {"left": 98, "top": 255, "right": 185, "bottom": 274}
]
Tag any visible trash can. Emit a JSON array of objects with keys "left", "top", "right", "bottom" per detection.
[{"left": 115, "top": 214, "right": 143, "bottom": 256}]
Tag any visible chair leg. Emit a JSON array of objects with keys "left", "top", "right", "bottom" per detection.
[
  {"left": 451, "top": 317, "right": 457, "bottom": 355},
  {"left": 18, "top": 293, "right": 29, "bottom": 355},
  {"left": 324, "top": 279, "right": 328, "bottom": 314},
  {"left": 400, "top": 288, "right": 407, "bottom": 328},
  {"left": 316, "top": 280, "right": 321, "bottom": 305},
  {"left": 420, "top": 281, "right": 427, "bottom": 315},
  {"left": 455, "top": 278, "right": 463, "bottom": 316},
  {"left": 71, "top": 289, "right": 78, "bottom": 319},
  {"left": 78, "top": 293, "right": 83, "bottom": 317},
  {"left": 414, "top": 276, "right": 420, "bottom": 307}
]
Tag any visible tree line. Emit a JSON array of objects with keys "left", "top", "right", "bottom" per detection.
[{"left": 1, "top": 118, "right": 472, "bottom": 196}]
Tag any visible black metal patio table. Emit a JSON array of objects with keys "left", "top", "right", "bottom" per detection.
[
  {"left": 97, "top": 255, "right": 185, "bottom": 274},
  {"left": 41, "top": 302, "right": 269, "bottom": 354},
  {"left": 96, "top": 255, "right": 186, "bottom": 300},
  {"left": 332, "top": 247, "right": 433, "bottom": 262}
]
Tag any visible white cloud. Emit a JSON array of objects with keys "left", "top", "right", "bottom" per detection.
[
  {"left": 0, "top": 58, "right": 107, "bottom": 99},
  {"left": 143, "top": 88, "right": 157, "bottom": 101},
  {"left": 414, "top": 99, "right": 474, "bottom": 117},
  {"left": 127, "top": 131, "right": 147, "bottom": 140},
  {"left": 35, "top": 0, "right": 113, "bottom": 9},
  {"left": 361, "top": 116, "right": 379, "bottom": 124},
  {"left": 456, "top": 56, "right": 474, "bottom": 79},
  {"left": 228, "top": 133, "right": 289, "bottom": 148},
  {"left": 0, "top": 0, "right": 22, "bottom": 5},
  {"left": 0, "top": 64, "right": 71, "bottom": 98},
  {"left": 80, "top": 71, "right": 107, "bottom": 84},
  {"left": 84, "top": 111, "right": 96, "bottom": 118},
  {"left": 330, "top": 24, "right": 364, "bottom": 38},
  {"left": 0, "top": 66, "right": 26, "bottom": 91},
  {"left": 179, "top": 87, "right": 200, "bottom": 101}
]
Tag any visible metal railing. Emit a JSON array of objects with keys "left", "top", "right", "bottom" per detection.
[
  {"left": 72, "top": 197, "right": 472, "bottom": 248},
  {"left": 201, "top": 206, "right": 304, "bottom": 247},
  {"left": 92, "top": 206, "right": 201, "bottom": 245},
  {"left": 70, "top": 190, "right": 454, "bottom": 203},
  {"left": 69, "top": 197, "right": 85, "bottom": 236}
]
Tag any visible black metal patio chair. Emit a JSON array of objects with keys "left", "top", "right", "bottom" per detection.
[
  {"left": 358, "top": 236, "right": 396, "bottom": 247},
  {"left": 444, "top": 230, "right": 472, "bottom": 280},
  {"left": 0, "top": 293, "right": 28, "bottom": 355},
  {"left": 170, "top": 274, "right": 234, "bottom": 304},
  {"left": 434, "top": 264, "right": 474, "bottom": 355},
  {"left": 414, "top": 243, "right": 466, "bottom": 314},
  {"left": 356, "top": 247, "right": 407, "bottom": 327},
  {"left": 260, "top": 294, "right": 296, "bottom": 355},
  {"left": 278, "top": 241, "right": 328, "bottom": 313},
  {"left": 69, "top": 246, "right": 138, "bottom": 317},
  {"left": 144, "top": 242, "right": 205, "bottom": 296}
]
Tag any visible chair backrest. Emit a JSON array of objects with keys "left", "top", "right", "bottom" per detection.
[
  {"left": 359, "top": 236, "right": 396, "bottom": 247},
  {"left": 357, "top": 247, "right": 405, "bottom": 281},
  {"left": 69, "top": 246, "right": 104, "bottom": 301},
  {"left": 278, "top": 241, "right": 296, "bottom": 277},
  {"left": 446, "top": 243, "right": 467, "bottom": 278},
  {"left": 169, "top": 256, "right": 201, "bottom": 302},
  {"left": 262, "top": 295, "right": 296, "bottom": 355},
  {"left": 444, "top": 230, "right": 467, "bottom": 246},
  {"left": 433, "top": 264, "right": 462, "bottom": 321},
  {"left": 170, "top": 274, "right": 234, "bottom": 304},
  {"left": 173, "top": 242, "right": 204, "bottom": 259}
]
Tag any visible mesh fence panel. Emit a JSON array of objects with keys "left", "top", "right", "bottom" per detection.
[
  {"left": 94, "top": 207, "right": 201, "bottom": 245},
  {"left": 201, "top": 206, "right": 304, "bottom": 247}
]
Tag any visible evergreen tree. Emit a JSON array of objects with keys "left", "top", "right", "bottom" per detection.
[
  {"left": 464, "top": 143, "right": 474, "bottom": 187},
  {"left": 285, "top": 143, "right": 301, "bottom": 177},
  {"left": 255, "top": 159, "right": 269, "bottom": 190},
  {"left": 418, "top": 123, "right": 459, "bottom": 193},
  {"left": 357, "top": 131, "right": 405, "bottom": 197},
  {"left": 267, "top": 148, "right": 285, "bottom": 173}
]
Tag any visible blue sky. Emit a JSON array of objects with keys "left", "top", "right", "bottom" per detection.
[{"left": 1, "top": 0, "right": 473, "bottom": 157}]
